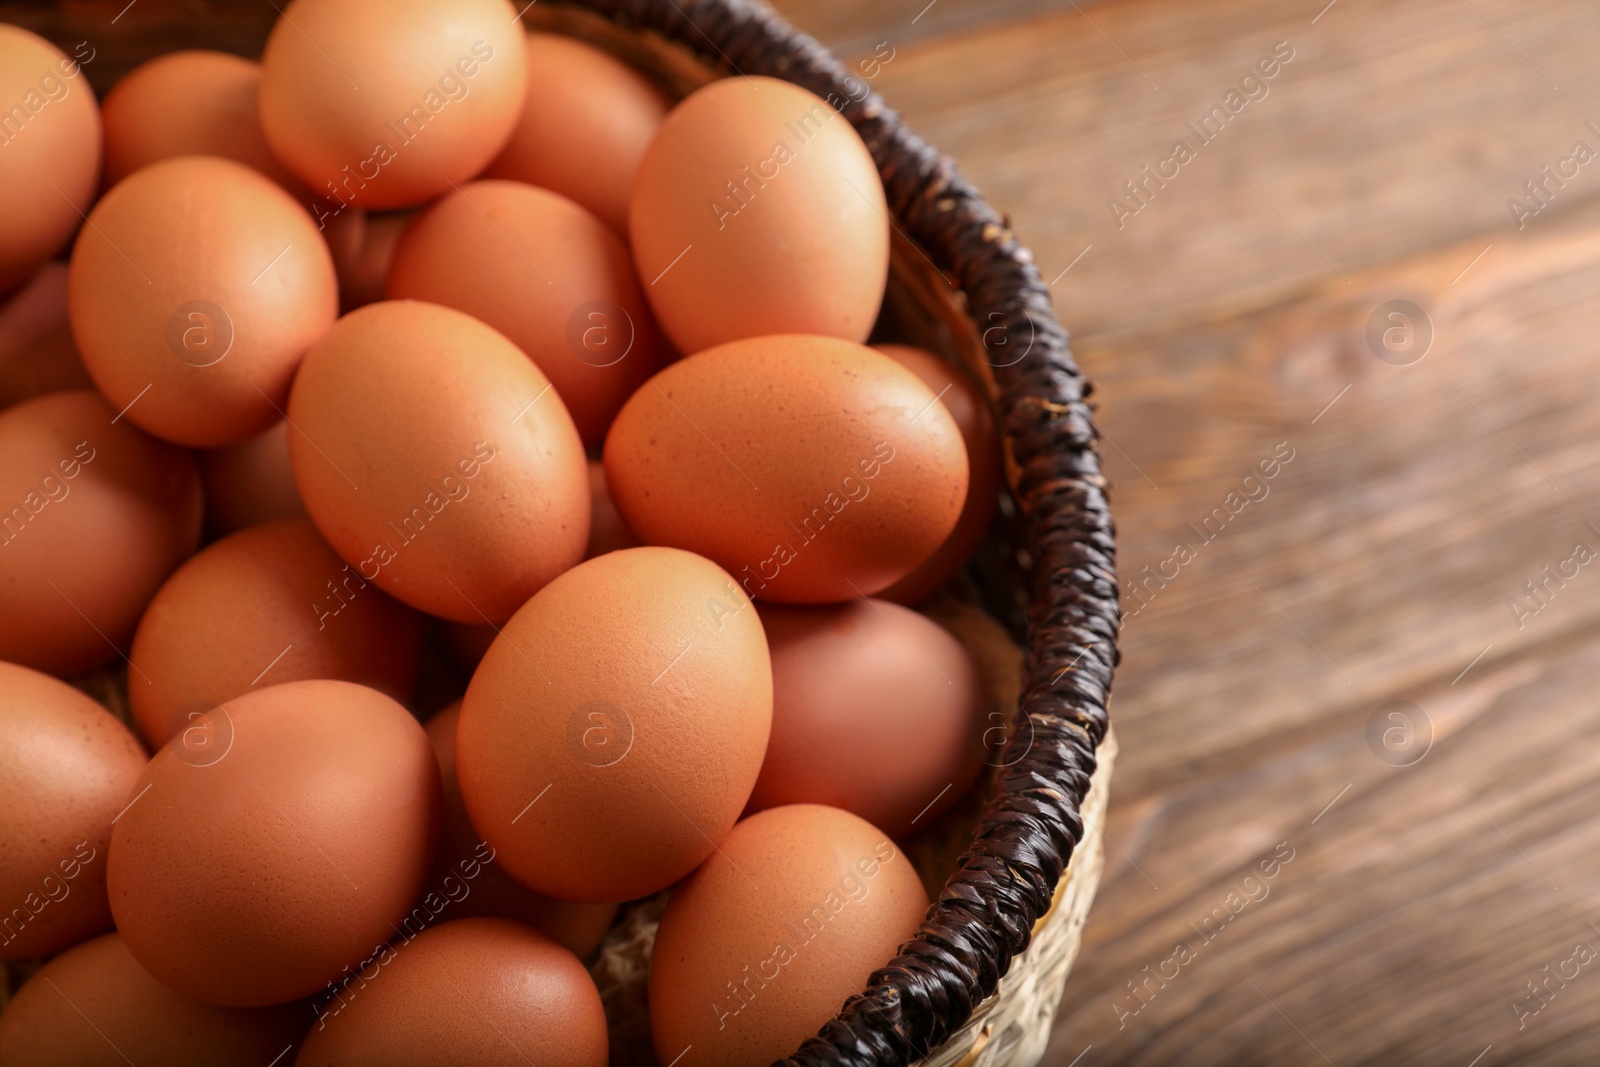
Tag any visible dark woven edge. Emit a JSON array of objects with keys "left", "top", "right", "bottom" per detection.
[{"left": 560, "top": 3, "right": 1121, "bottom": 1063}]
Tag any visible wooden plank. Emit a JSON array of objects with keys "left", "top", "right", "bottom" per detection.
[
  {"left": 1049, "top": 624, "right": 1600, "bottom": 1064},
  {"left": 780, "top": 0, "right": 1600, "bottom": 339},
  {"left": 1032, "top": 199, "right": 1600, "bottom": 1061},
  {"left": 765, "top": 0, "right": 1085, "bottom": 59},
  {"left": 9, "top": 1, "right": 1600, "bottom": 1063},
  {"left": 1079, "top": 209, "right": 1600, "bottom": 802}
]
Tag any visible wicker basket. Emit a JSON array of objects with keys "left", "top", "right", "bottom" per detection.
[{"left": 7, "top": 1, "right": 1120, "bottom": 1064}]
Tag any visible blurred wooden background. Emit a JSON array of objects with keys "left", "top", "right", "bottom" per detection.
[
  {"left": 7, "top": 0, "right": 1600, "bottom": 1063},
  {"left": 759, "top": 1, "right": 1600, "bottom": 1064}
]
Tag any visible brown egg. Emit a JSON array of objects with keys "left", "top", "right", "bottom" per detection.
[
  {"left": 200, "top": 420, "right": 308, "bottom": 534},
  {"left": 387, "top": 181, "right": 661, "bottom": 445},
  {"left": 630, "top": 76, "right": 888, "bottom": 355},
  {"left": 0, "top": 27, "right": 100, "bottom": 293},
  {"left": 100, "top": 50, "right": 301, "bottom": 193},
  {"left": 875, "top": 344, "right": 1002, "bottom": 604},
  {"left": 604, "top": 336, "right": 968, "bottom": 603},
  {"left": 259, "top": 0, "right": 528, "bottom": 214},
  {"left": 0, "top": 662, "right": 145, "bottom": 961},
  {"left": 108, "top": 679, "right": 440, "bottom": 1007},
  {"left": 286, "top": 300, "right": 589, "bottom": 623},
  {"left": 68, "top": 156, "right": 338, "bottom": 447},
  {"left": 127, "top": 518, "right": 423, "bottom": 749},
  {"left": 326, "top": 209, "right": 413, "bottom": 312},
  {"left": 0, "top": 390, "right": 202, "bottom": 676},
  {"left": 650, "top": 805, "right": 929, "bottom": 1067},
  {"left": 424, "top": 704, "right": 616, "bottom": 959},
  {"left": 457, "top": 547, "right": 771, "bottom": 903},
  {"left": 0, "top": 933, "right": 306, "bottom": 1065},
  {"left": 296, "top": 918, "right": 607, "bottom": 1067},
  {"left": 0, "top": 262, "right": 93, "bottom": 409},
  {"left": 585, "top": 458, "right": 638, "bottom": 559},
  {"left": 749, "top": 600, "right": 986, "bottom": 838},
  {"left": 483, "top": 32, "right": 670, "bottom": 235}
]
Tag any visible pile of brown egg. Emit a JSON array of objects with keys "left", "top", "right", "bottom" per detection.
[{"left": 0, "top": 2, "right": 1006, "bottom": 1065}]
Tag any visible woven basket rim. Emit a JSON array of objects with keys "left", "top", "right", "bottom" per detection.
[{"left": 545, "top": 3, "right": 1120, "bottom": 1063}]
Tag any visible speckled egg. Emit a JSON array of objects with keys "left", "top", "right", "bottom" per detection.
[
  {"left": 0, "top": 389, "right": 202, "bottom": 676},
  {"left": 874, "top": 344, "right": 1002, "bottom": 605},
  {"left": 108, "top": 679, "right": 439, "bottom": 1007},
  {"left": 0, "top": 262, "right": 93, "bottom": 409},
  {"left": 650, "top": 804, "right": 929, "bottom": 1067},
  {"left": 749, "top": 599, "right": 987, "bottom": 838},
  {"left": 100, "top": 50, "right": 301, "bottom": 193},
  {"left": 68, "top": 155, "right": 339, "bottom": 447},
  {"left": 259, "top": 0, "right": 528, "bottom": 212},
  {"left": 630, "top": 76, "right": 888, "bottom": 355},
  {"left": 604, "top": 336, "right": 968, "bottom": 603},
  {"left": 0, "top": 933, "right": 306, "bottom": 1065},
  {"left": 0, "top": 26, "right": 100, "bottom": 293},
  {"left": 127, "top": 518, "right": 423, "bottom": 749},
  {"left": 483, "top": 32, "right": 670, "bottom": 235},
  {"left": 457, "top": 547, "right": 771, "bottom": 902},
  {"left": 423, "top": 703, "right": 617, "bottom": 959},
  {"left": 286, "top": 300, "right": 589, "bottom": 623},
  {"left": 294, "top": 918, "right": 607, "bottom": 1067},
  {"left": 387, "top": 181, "right": 661, "bottom": 445},
  {"left": 0, "top": 662, "right": 145, "bottom": 961},
  {"left": 199, "top": 420, "right": 307, "bottom": 535}
]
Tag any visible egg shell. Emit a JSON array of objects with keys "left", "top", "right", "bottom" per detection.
[
  {"left": 388, "top": 180, "right": 661, "bottom": 445},
  {"left": 68, "top": 155, "right": 339, "bottom": 447},
  {"left": 649, "top": 804, "right": 929, "bottom": 1067},
  {"left": 585, "top": 458, "right": 639, "bottom": 559},
  {"left": 0, "top": 662, "right": 145, "bottom": 961},
  {"left": 326, "top": 208, "right": 413, "bottom": 312},
  {"left": 294, "top": 918, "right": 607, "bottom": 1067},
  {"left": 259, "top": 0, "right": 528, "bottom": 212},
  {"left": 286, "top": 300, "right": 590, "bottom": 623},
  {"left": 108, "top": 679, "right": 440, "bottom": 1007},
  {"left": 0, "top": 390, "right": 202, "bottom": 676},
  {"left": 0, "top": 933, "right": 307, "bottom": 1065},
  {"left": 603, "top": 335, "right": 969, "bottom": 603},
  {"left": 457, "top": 547, "right": 771, "bottom": 903},
  {"left": 0, "top": 26, "right": 100, "bottom": 294},
  {"left": 874, "top": 344, "right": 1002, "bottom": 605},
  {"left": 483, "top": 32, "right": 670, "bottom": 235},
  {"left": 100, "top": 50, "right": 302, "bottom": 194},
  {"left": 748, "top": 599, "right": 987, "bottom": 838},
  {"left": 199, "top": 420, "right": 308, "bottom": 535},
  {"left": 423, "top": 704, "right": 616, "bottom": 959},
  {"left": 630, "top": 76, "right": 888, "bottom": 355},
  {"left": 127, "top": 518, "right": 423, "bottom": 749},
  {"left": 0, "top": 262, "right": 93, "bottom": 409}
]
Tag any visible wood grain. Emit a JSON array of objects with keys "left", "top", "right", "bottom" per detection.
[
  {"left": 5, "top": 0, "right": 1598, "bottom": 1061},
  {"left": 1048, "top": 217, "right": 1600, "bottom": 1066},
  {"left": 757, "top": 0, "right": 1088, "bottom": 59},
  {"left": 1079, "top": 212, "right": 1600, "bottom": 800},
  {"left": 794, "top": 0, "right": 1600, "bottom": 340}
]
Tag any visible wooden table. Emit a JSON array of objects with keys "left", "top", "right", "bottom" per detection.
[
  {"left": 769, "top": 2, "right": 1600, "bottom": 1064},
  {"left": 6, "top": 0, "right": 1598, "bottom": 1063}
]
